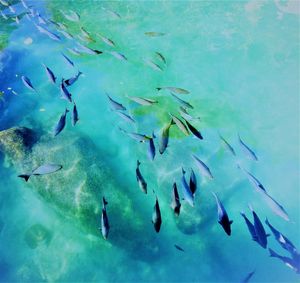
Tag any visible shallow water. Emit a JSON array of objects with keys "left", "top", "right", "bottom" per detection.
[{"left": 0, "top": 0, "right": 299, "bottom": 282}]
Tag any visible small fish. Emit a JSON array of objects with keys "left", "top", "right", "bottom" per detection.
[
  {"left": 76, "top": 43, "right": 102, "bottom": 55},
  {"left": 169, "top": 113, "right": 189, "bottom": 136},
  {"left": 158, "top": 120, "right": 174, "bottom": 154},
  {"left": 240, "top": 212, "right": 257, "bottom": 242},
  {"left": 269, "top": 248, "right": 300, "bottom": 274},
  {"left": 115, "top": 111, "right": 135, "bottom": 124},
  {"left": 212, "top": 192, "right": 233, "bottom": 236},
  {"left": 101, "top": 7, "right": 121, "bottom": 19},
  {"left": 152, "top": 197, "right": 162, "bottom": 233},
  {"left": 182, "top": 118, "right": 203, "bottom": 140},
  {"left": 58, "top": 29, "right": 74, "bottom": 40},
  {"left": 136, "top": 160, "right": 147, "bottom": 194},
  {"left": 127, "top": 96, "right": 157, "bottom": 106},
  {"left": 72, "top": 103, "right": 79, "bottom": 126},
  {"left": 61, "top": 53, "right": 74, "bottom": 67},
  {"left": 60, "top": 9, "right": 80, "bottom": 22},
  {"left": 1, "top": 10, "right": 8, "bottom": 20},
  {"left": 18, "top": 164, "right": 63, "bottom": 182},
  {"left": 171, "top": 182, "right": 181, "bottom": 216},
  {"left": 240, "top": 270, "right": 255, "bottom": 283},
  {"left": 53, "top": 109, "right": 69, "bottom": 136},
  {"left": 174, "top": 244, "right": 185, "bottom": 252},
  {"left": 0, "top": 0, "right": 9, "bottom": 6},
  {"left": 109, "top": 51, "right": 127, "bottom": 61},
  {"left": 101, "top": 197, "right": 110, "bottom": 240},
  {"left": 243, "top": 169, "right": 266, "bottom": 193},
  {"left": 249, "top": 205, "right": 269, "bottom": 249},
  {"left": 42, "top": 64, "right": 56, "bottom": 84},
  {"left": 37, "top": 13, "right": 47, "bottom": 25},
  {"left": 179, "top": 107, "right": 200, "bottom": 121},
  {"left": 35, "top": 24, "right": 61, "bottom": 41},
  {"left": 67, "top": 47, "right": 81, "bottom": 56},
  {"left": 192, "top": 154, "right": 213, "bottom": 179},
  {"left": 98, "top": 33, "right": 115, "bottom": 47},
  {"left": 64, "top": 71, "right": 82, "bottom": 86},
  {"left": 181, "top": 168, "right": 194, "bottom": 207},
  {"left": 147, "top": 133, "right": 156, "bottom": 161},
  {"left": 189, "top": 169, "right": 197, "bottom": 195},
  {"left": 157, "top": 86, "right": 190, "bottom": 95},
  {"left": 155, "top": 52, "right": 166, "bottom": 64},
  {"left": 262, "top": 192, "right": 289, "bottom": 222},
  {"left": 80, "top": 27, "right": 94, "bottom": 42},
  {"left": 118, "top": 127, "right": 151, "bottom": 143},
  {"left": 238, "top": 135, "right": 258, "bottom": 161},
  {"left": 144, "top": 31, "right": 165, "bottom": 37},
  {"left": 219, "top": 134, "right": 236, "bottom": 156},
  {"left": 21, "top": 75, "right": 36, "bottom": 92},
  {"left": 107, "top": 94, "right": 126, "bottom": 111},
  {"left": 60, "top": 81, "right": 72, "bottom": 102},
  {"left": 170, "top": 93, "right": 193, "bottom": 109},
  {"left": 144, "top": 59, "right": 163, "bottom": 72}
]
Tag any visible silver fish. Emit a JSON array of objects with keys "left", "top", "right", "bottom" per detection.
[
  {"left": 53, "top": 109, "right": 69, "bottom": 136},
  {"left": 192, "top": 154, "right": 213, "bottom": 179},
  {"left": 42, "top": 64, "right": 56, "bottom": 84},
  {"left": 107, "top": 94, "right": 126, "bottom": 111},
  {"left": 127, "top": 96, "right": 157, "bottom": 106},
  {"left": 157, "top": 86, "right": 189, "bottom": 95},
  {"left": 155, "top": 52, "right": 166, "bottom": 64},
  {"left": 136, "top": 160, "right": 147, "bottom": 194},
  {"left": 169, "top": 113, "right": 189, "bottom": 136},
  {"left": 35, "top": 24, "right": 61, "bottom": 41},
  {"left": 144, "top": 31, "right": 165, "bottom": 37},
  {"left": 170, "top": 93, "right": 193, "bottom": 109},
  {"left": 144, "top": 59, "right": 163, "bottom": 72},
  {"left": 110, "top": 51, "right": 127, "bottom": 61},
  {"left": 238, "top": 135, "right": 258, "bottom": 161},
  {"left": 18, "top": 164, "right": 63, "bottom": 182},
  {"left": 98, "top": 33, "right": 115, "bottom": 47},
  {"left": 60, "top": 9, "right": 80, "bottom": 22},
  {"left": 219, "top": 134, "right": 236, "bottom": 156},
  {"left": 61, "top": 52, "right": 74, "bottom": 67},
  {"left": 116, "top": 111, "right": 135, "bottom": 124}
]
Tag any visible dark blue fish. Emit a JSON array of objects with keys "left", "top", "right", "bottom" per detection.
[
  {"left": 136, "top": 160, "right": 147, "bottom": 194},
  {"left": 64, "top": 71, "right": 82, "bottom": 86},
  {"left": 61, "top": 52, "right": 74, "bottom": 67},
  {"left": 181, "top": 168, "right": 194, "bottom": 207},
  {"left": 170, "top": 93, "right": 193, "bottom": 109},
  {"left": 60, "top": 81, "right": 72, "bottom": 102},
  {"left": 76, "top": 43, "right": 102, "bottom": 55},
  {"left": 174, "top": 244, "right": 185, "bottom": 252},
  {"left": 159, "top": 120, "right": 174, "bottom": 154},
  {"left": 269, "top": 248, "right": 300, "bottom": 274},
  {"left": 182, "top": 118, "right": 203, "bottom": 140},
  {"left": 18, "top": 164, "right": 63, "bottom": 182},
  {"left": 240, "top": 270, "right": 255, "bottom": 283},
  {"left": 171, "top": 182, "right": 181, "bottom": 216},
  {"left": 21, "top": 75, "right": 36, "bottom": 92},
  {"left": 42, "top": 64, "right": 56, "bottom": 84},
  {"left": 219, "top": 134, "right": 236, "bottom": 156},
  {"left": 212, "top": 192, "right": 233, "bottom": 236},
  {"left": 35, "top": 24, "right": 61, "bottom": 41},
  {"left": 240, "top": 212, "right": 257, "bottom": 242},
  {"left": 101, "top": 197, "right": 109, "bottom": 240},
  {"left": 147, "top": 133, "right": 156, "bottom": 161},
  {"left": 72, "top": 102, "right": 79, "bottom": 126},
  {"left": 107, "top": 93, "right": 126, "bottom": 111},
  {"left": 238, "top": 134, "right": 258, "bottom": 161},
  {"left": 189, "top": 168, "right": 197, "bottom": 196},
  {"left": 152, "top": 197, "right": 162, "bottom": 233},
  {"left": 192, "top": 154, "right": 213, "bottom": 179},
  {"left": 53, "top": 109, "right": 69, "bottom": 136}
]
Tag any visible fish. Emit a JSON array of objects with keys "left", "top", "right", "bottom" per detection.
[
  {"left": 80, "top": 27, "right": 94, "bottom": 42},
  {"left": 265, "top": 219, "right": 298, "bottom": 256},
  {"left": 170, "top": 93, "right": 193, "bottom": 109},
  {"left": 219, "top": 134, "right": 236, "bottom": 156},
  {"left": 179, "top": 107, "right": 201, "bottom": 121},
  {"left": 18, "top": 164, "right": 63, "bottom": 182},
  {"left": 76, "top": 43, "right": 102, "bottom": 55},
  {"left": 72, "top": 103, "right": 79, "bottom": 126},
  {"left": 60, "top": 9, "right": 80, "bottom": 22},
  {"left": 107, "top": 94, "right": 126, "bottom": 111},
  {"left": 1, "top": 10, "right": 8, "bottom": 20},
  {"left": 155, "top": 52, "right": 166, "bottom": 64},
  {"left": 42, "top": 64, "right": 56, "bottom": 84},
  {"left": 174, "top": 244, "right": 185, "bottom": 252},
  {"left": 144, "top": 59, "right": 163, "bottom": 72},
  {"left": 101, "top": 197, "right": 109, "bottom": 240},
  {"left": 243, "top": 169, "right": 267, "bottom": 193},
  {"left": 181, "top": 168, "right": 194, "bottom": 207},
  {"left": 261, "top": 192, "right": 289, "bottom": 221},
  {"left": 238, "top": 135, "right": 258, "bottom": 161},
  {"left": 182, "top": 118, "right": 203, "bottom": 140},
  {"left": 60, "top": 81, "right": 72, "bottom": 102},
  {"left": 158, "top": 120, "right": 174, "bottom": 155},
  {"left": 169, "top": 113, "right": 189, "bottom": 136},
  {"left": 53, "top": 109, "right": 69, "bottom": 136},
  {"left": 98, "top": 33, "right": 115, "bottom": 47},
  {"left": 249, "top": 205, "right": 269, "bottom": 249},
  {"left": 118, "top": 127, "right": 151, "bottom": 143},
  {"left": 67, "top": 47, "right": 81, "bottom": 56},
  {"left": 212, "top": 192, "right": 233, "bottom": 236},
  {"left": 35, "top": 24, "right": 61, "bottom": 41},
  {"left": 240, "top": 270, "right": 255, "bottom": 283},
  {"left": 136, "top": 160, "right": 147, "bottom": 194},
  {"left": 144, "top": 31, "right": 165, "bottom": 37},
  {"left": 115, "top": 111, "right": 135, "bottom": 124},
  {"left": 127, "top": 96, "right": 157, "bottom": 106},
  {"left": 0, "top": 0, "right": 9, "bottom": 6},
  {"left": 21, "top": 75, "right": 36, "bottom": 92},
  {"left": 37, "top": 13, "right": 47, "bottom": 25},
  {"left": 58, "top": 29, "right": 74, "bottom": 40},
  {"left": 171, "top": 182, "right": 181, "bottom": 216},
  {"left": 269, "top": 248, "right": 300, "bottom": 274},
  {"left": 101, "top": 7, "right": 121, "bottom": 19},
  {"left": 240, "top": 212, "right": 257, "bottom": 242},
  {"left": 152, "top": 197, "right": 162, "bottom": 233},
  {"left": 192, "top": 154, "right": 213, "bottom": 179},
  {"left": 147, "top": 133, "right": 156, "bottom": 161},
  {"left": 109, "top": 51, "right": 127, "bottom": 61},
  {"left": 156, "top": 86, "right": 190, "bottom": 95},
  {"left": 61, "top": 53, "right": 74, "bottom": 67},
  {"left": 189, "top": 169, "right": 197, "bottom": 195},
  {"left": 64, "top": 71, "right": 82, "bottom": 87}
]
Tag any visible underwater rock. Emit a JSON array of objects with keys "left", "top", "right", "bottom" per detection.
[
  {"left": 24, "top": 224, "right": 52, "bottom": 249},
  {"left": 0, "top": 127, "right": 38, "bottom": 165}
]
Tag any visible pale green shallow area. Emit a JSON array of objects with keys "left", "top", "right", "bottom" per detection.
[{"left": 0, "top": 0, "right": 299, "bottom": 282}]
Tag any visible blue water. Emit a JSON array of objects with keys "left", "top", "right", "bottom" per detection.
[{"left": 0, "top": 0, "right": 299, "bottom": 282}]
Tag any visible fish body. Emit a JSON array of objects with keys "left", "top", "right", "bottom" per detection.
[
  {"left": 21, "top": 76, "right": 36, "bottom": 92},
  {"left": 238, "top": 135, "right": 258, "bottom": 161},
  {"left": 116, "top": 111, "right": 135, "bottom": 124},
  {"left": 250, "top": 206, "right": 269, "bottom": 249},
  {"left": 72, "top": 103, "right": 79, "bottom": 126},
  {"left": 240, "top": 271, "right": 255, "bottom": 283},
  {"left": 60, "top": 81, "right": 72, "bottom": 102},
  {"left": 159, "top": 120, "right": 173, "bottom": 154},
  {"left": 61, "top": 53, "right": 74, "bottom": 67},
  {"left": 240, "top": 212, "right": 257, "bottom": 242},
  {"left": 128, "top": 96, "right": 157, "bottom": 106},
  {"left": 43, "top": 64, "right": 56, "bottom": 84},
  {"left": 219, "top": 135, "right": 236, "bottom": 156},
  {"left": 155, "top": 52, "right": 166, "bottom": 64},
  {"left": 107, "top": 94, "right": 126, "bottom": 111},
  {"left": 136, "top": 160, "right": 147, "bottom": 194},
  {"left": 147, "top": 133, "right": 156, "bottom": 161},
  {"left": 174, "top": 244, "right": 184, "bottom": 252},
  {"left": 60, "top": 9, "right": 80, "bottom": 22},
  {"left": 98, "top": 34, "right": 115, "bottom": 47},
  {"left": 35, "top": 24, "right": 61, "bottom": 41},
  {"left": 181, "top": 168, "right": 194, "bottom": 207},
  {"left": 269, "top": 248, "right": 300, "bottom": 274},
  {"left": 53, "top": 109, "right": 69, "bottom": 136},
  {"left": 183, "top": 118, "right": 203, "bottom": 140},
  {"left": 18, "top": 164, "right": 63, "bottom": 182},
  {"left": 157, "top": 86, "right": 189, "bottom": 95},
  {"left": 212, "top": 192, "right": 233, "bottom": 236},
  {"left": 59, "top": 29, "right": 73, "bottom": 40},
  {"left": 64, "top": 71, "right": 82, "bottom": 86},
  {"left": 171, "top": 182, "right": 181, "bottom": 216},
  {"left": 144, "top": 31, "right": 165, "bottom": 37},
  {"left": 119, "top": 128, "right": 150, "bottom": 143},
  {"left": 110, "top": 51, "right": 127, "bottom": 61},
  {"left": 262, "top": 192, "right": 289, "bottom": 221},
  {"left": 144, "top": 59, "right": 163, "bottom": 71},
  {"left": 243, "top": 169, "right": 266, "bottom": 193},
  {"left": 192, "top": 154, "right": 213, "bottom": 179},
  {"left": 170, "top": 93, "right": 193, "bottom": 109},
  {"left": 189, "top": 169, "right": 197, "bottom": 195},
  {"left": 152, "top": 197, "right": 162, "bottom": 233},
  {"left": 170, "top": 113, "right": 189, "bottom": 136},
  {"left": 76, "top": 43, "right": 102, "bottom": 55},
  {"left": 101, "top": 197, "right": 109, "bottom": 240}
]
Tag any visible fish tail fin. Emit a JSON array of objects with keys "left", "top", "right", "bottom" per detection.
[
  {"left": 156, "top": 87, "right": 161, "bottom": 91},
  {"left": 18, "top": 174, "right": 30, "bottom": 182},
  {"left": 170, "top": 118, "right": 175, "bottom": 125},
  {"left": 66, "top": 108, "right": 70, "bottom": 113},
  {"left": 102, "top": 197, "right": 108, "bottom": 206},
  {"left": 137, "top": 160, "right": 141, "bottom": 167},
  {"left": 181, "top": 167, "right": 186, "bottom": 175},
  {"left": 248, "top": 203, "right": 254, "bottom": 212},
  {"left": 78, "top": 71, "right": 83, "bottom": 75}
]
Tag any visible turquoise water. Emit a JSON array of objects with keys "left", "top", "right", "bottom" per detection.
[{"left": 0, "top": 0, "right": 299, "bottom": 282}]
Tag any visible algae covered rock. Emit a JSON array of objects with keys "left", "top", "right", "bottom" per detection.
[{"left": 24, "top": 224, "right": 52, "bottom": 249}]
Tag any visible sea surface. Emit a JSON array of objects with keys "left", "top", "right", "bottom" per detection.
[{"left": 0, "top": 1, "right": 299, "bottom": 282}]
